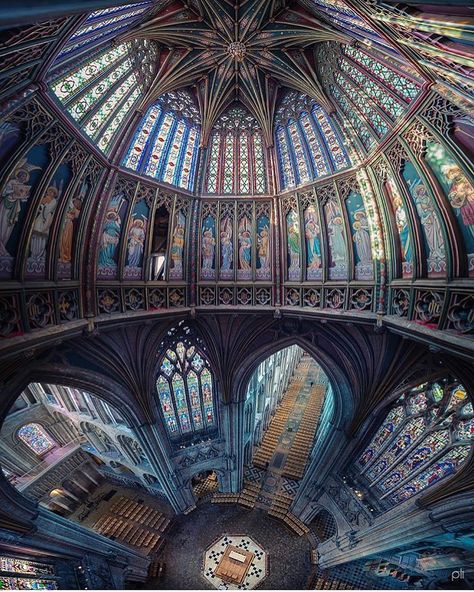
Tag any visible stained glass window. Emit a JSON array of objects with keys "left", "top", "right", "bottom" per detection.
[
  {"left": 316, "top": 43, "right": 421, "bottom": 153},
  {"left": 17, "top": 423, "right": 55, "bottom": 456},
  {"left": 156, "top": 341, "right": 217, "bottom": 440},
  {"left": 356, "top": 378, "right": 473, "bottom": 506},
  {"left": 0, "top": 577, "right": 58, "bottom": 590},
  {"left": 0, "top": 557, "right": 54, "bottom": 576},
  {"left": 52, "top": 2, "right": 152, "bottom": 69},
  {"left": 275, "top": 91, "right": 351, "bottom": 190},
  {"left": 205, "top": 107, "right": 267, "bottom": 195},
  {"left": 122, "top": 91, "right": 201, "bottom": 191},
  {"left": 50, "top": 40, "right": 156, "bottom": 154}
]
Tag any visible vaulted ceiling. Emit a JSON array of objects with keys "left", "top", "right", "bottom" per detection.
[{"left": 119, "top": 0, "right": 353, "bottom": 143}]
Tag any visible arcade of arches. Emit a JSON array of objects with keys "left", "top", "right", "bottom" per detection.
[{"left": 0, "top": 0, "right": 473, "bottom": 590}]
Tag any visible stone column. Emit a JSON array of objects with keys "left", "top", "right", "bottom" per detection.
[
  {"left": 134, "top": 423, "right": 190, "bottom": 513},
  {"left": 220, "top": 399, "right": 245, "bottom": 492}
]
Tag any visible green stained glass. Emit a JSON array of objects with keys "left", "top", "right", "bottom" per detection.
[
  {"left": 163, "top": 121, "right": 186, "bottom": 185},
  {"left": 239, "top": 133, "right": 250, "bottom": 194},
  {"left": 206, "top": 134, "right": 220, "bottom": 193},
  {"left": 253, "top": 133, "right": 266, "bottom": 194},
  {"left": 83, "top": 73, "right": 137, "bottom": 140},
  {"left": 68, "top": 58, "right": 132, "bottom": 122},
  {"left": 223, "top": 133, "right": 234, "bottom": 194},
  {"left": 179, "top": 127, "right": 199, "bottom": 190},
  {"left": 331, "top": 85, "right": 374, "bottom": 151},
  {"left": 52, "top": 45, "right": 128, "bottom": 102},
  {"left": 339, "top": 57, "right": 404, "bottom": 120},
  {"left": 344, "top": 46, "right": 419, "bottom": 103},
  {"left": 97, "top": 87, "right": 140, "bottom": 153},
  {"left": 288, "top": 121, "right": 310, "bottom": 183},
  {"left": 145, "top": 114, "right": 175, "bottom": 178},
  {"left": 334, "top": 72, "right": 388, "bottom": 137}
]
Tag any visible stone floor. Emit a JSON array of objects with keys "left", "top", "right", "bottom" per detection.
[{"left": 146, "top": 504, "right": 312, "bottom": 590}]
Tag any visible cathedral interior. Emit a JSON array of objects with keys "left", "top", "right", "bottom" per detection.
[{"left": 0, "top": 0, "right": 473, "bottom": 590}]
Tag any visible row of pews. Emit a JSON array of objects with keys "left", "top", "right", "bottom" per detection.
[
  {"left": 92, "top": 495, "right": 171, "bottom": 555},
  {"left": 283, "top": 384, "right": 325, "bottom": 480}
]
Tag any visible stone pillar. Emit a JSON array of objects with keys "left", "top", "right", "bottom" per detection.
[
  {"left": 220, "top": 399, "right": 245, "bottom": 492},
  {"left": 70, "top": 475, "right": 89, "bottom": 494},
  {"left": 82, "top": 466, "right": 100, "bottom": 486},
  {"left": 291, "top": 424, "right": 348, "bottom": 518},
  {"left": 134, "top": 423, "right": 190, "bottom": 513}
]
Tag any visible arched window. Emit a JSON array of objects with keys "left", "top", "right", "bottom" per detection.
[
  {"left": 51, "top": 2, "right": 153, "bottom": 70},
  {"left": 50, "top": 39, "right": 158, "bottom": 154},
  {"left": 205, "top": 107, "right": 267, "bottom": 195},
  {"left": 17, "top": 423, "right": 55, "bottom": 456},
  {"left": 356, "top": 379, "right": 473, "bottom": 506},
  {"left": 156, "top": 342, "right": 217, "bottom": 440},
  {"left": 122, "top": 90, "right": 201, "bottom": 191},
  {"left": 316, "top": 42, "right": 422, "bottom": 154},
  {"left": 275, "top": 91, "right": 350, "bottom": 191}
]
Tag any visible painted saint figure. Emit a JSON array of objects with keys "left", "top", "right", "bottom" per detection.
[
  {"left": 170, "top": 215, "right": 185, "bottom": 276},
  {"left": 0, "top": 160, "right": 40, "bottom": 256},
  {"left": 98, "top": 211, "right": 122, "bottom": 268},
  {"left": 304, "top": 207, "right": 321, "bottom": 270},
  {"left": 30, "top": 182, "right": 62, "bottom": 261},
  {"left": 220, "top": 216, "right": 233, "bottom": 272},
  {"left": 287, "top": 210, "right": 300, "bottom": 278},
  {"left": 59, "top": 183, "right": 86, "bottom": 263},
  {"left": 352, "top": 210, "right": 372, "bottom": 266},
  {"left": 127, "top": 217, "right": 146, "bottom": 268},
  {"left": 257, "top": 225, "right": 270, "bottom": 272},
  {"left": 202, "top": 229, "right": 215, "bottom": 271},
  {"left": 238, "top": 228, "right": 252, "bottom": 271}
]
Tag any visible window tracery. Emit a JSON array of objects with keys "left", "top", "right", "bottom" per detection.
[
  {"left": 156, "top": 341, "right": 217, "bottom": 440},
  {"left": 275, "top": 92, "right": 350, "bottom": 190},
  {"left": 53, "top": 2, "right": 153, "bottom": 68},
  {"left": 122, "top": 91, "right": 201, "bottom": 191},
  {"left": 317, "top": 43, "right": 421, "bottom": 154},
  {"left": 17, "top": 423, "right": 55, "bottom": 456},
  {"left": 50, "top": 40, "right": 158, "bottom": 154},
  {"left": 204, "top": 107, "right": 267, "bottom": 195},
  {"left": 356, "top": 379, "right": 473, "bottom": 506}
]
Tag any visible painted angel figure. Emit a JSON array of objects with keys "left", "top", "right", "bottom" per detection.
[
  {"left": 30, "top": 181, "right": 63, "bottom": 261},
  {"left": 0, "top": 158, "right": 41, "bottom": 256}
]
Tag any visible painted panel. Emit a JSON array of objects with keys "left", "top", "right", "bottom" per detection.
[
  {"left": 97, "top": 191, "right": 128, "bottom": 279},
  {"left": 256, "top": 214, "right": 271, "bottom": 280},
  {"left": 237, "top": 215, "right": 252, "bottom": 280},
  {"left": 201, "top": 215, "right": 216, "bottom": 280},
  {"left": 169, "top": 210, "right": 186, "bottom": 280},
  {"left": 123, "top": 198, "right": 149, "bottom": 280},
  {"left": 304, "top": 204, "right": 323, "bottom": 280},
  {"left": 324, "top": 196, "right": 348, "bottom": 280},
  {"left": 385, "top": 176, "right": 413, "bottom": 278},
  {"left": 286, "top": 209, "right": 301, "bottom": 281},
  {"left": 401, "top": 160, "right": 447, "bottom": 277},
  {"left": 26, "top": 161, "right": 73, "bottom": 278},
  {"left": 220, "top": 215, "right": 233, "bottom": 280},
  {"left": 425, "top": 140, "right": 474, "bottom": 276},
  {"left": 0, "top": 144, "right": 49, "bottom": 279},
  {"left": 345, "top": 190, "right": 373, "bottom": 280}
]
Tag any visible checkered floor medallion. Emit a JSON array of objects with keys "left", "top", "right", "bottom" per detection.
[
  {"left": 203, "top": 534, "right": 268, "bottom": 590},
  {"left": 280, "top": 477, "right": 300, "bottom": 497},
  {"left": 243, "top": 465, "right": 265, "bottom": 484}
]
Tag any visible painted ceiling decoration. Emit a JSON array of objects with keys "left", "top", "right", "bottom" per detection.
[{"left": 0, "top": 0, "right": 472, "bottom": 339}]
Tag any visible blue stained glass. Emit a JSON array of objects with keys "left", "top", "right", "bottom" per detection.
[
  {"left": 300, "top": 113, "right": 329, "bottom": 177},
  {"left": 357, "top": 378, "right": 472, "bottom": 506},
  {"left": 276, "top": 127, "right": 295, "bottom": 189},
  {"left": 18, "top": 423, "right": 55, "bottom": 455},
  {"left": 123, "top": 105, "right": 162, "bottom": 170}
]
